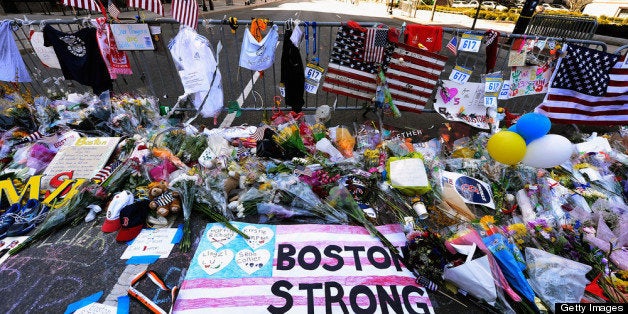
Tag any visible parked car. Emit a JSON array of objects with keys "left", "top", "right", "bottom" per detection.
[
  {"left": 451, "top": 0, "right": 469, "bottom": 7},
  {"left": 542, "top": 3, "right": 569, "bottom": 11}
]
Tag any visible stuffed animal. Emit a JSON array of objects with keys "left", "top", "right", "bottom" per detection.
[{"left": 147, "top": 180, "right": 181, "bottom": 217}]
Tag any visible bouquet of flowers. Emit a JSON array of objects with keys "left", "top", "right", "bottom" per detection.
[{"left": 273, "top": 123, "right": 307, "bottom": 158}]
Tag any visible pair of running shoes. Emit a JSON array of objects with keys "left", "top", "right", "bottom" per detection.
[{"left": 0, "top": 199, "right": 49, "bottom": 239}]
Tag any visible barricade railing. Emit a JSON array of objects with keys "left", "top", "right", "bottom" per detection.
[
  {"left": 525, "top": 14, "right": 598, "bottom": 41},
  {"left": 5, "top": 17, "right": 612, "bottom": 118}
]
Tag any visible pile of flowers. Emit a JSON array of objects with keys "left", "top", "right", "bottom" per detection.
[{"left": 1, "top": 88, "right": 627, "bottom": 311}]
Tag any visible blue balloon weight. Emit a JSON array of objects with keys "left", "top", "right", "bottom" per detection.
[{"left": 515, "top": 113, "right": 551, "bottom": 142}]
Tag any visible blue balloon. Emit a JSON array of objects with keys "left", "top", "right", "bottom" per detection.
[
  {"left": 515, "top": 113, "right": 551, "bottom": 143},
  {"left": 507, "top": 125, "right": 517, "bottom": 132}
]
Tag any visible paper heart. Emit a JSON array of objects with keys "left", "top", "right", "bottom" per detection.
[
  {"left": 236, "top": 249, "right": 271, "bottom": 275},
  {"left": 440, "top": 87, "right": 458, "bottom": 104},
  {"left": 242, "top": 226, "right": 274, "bottom": 249},
  {"left": 206, "top": 225, "right": 238, "bottom": 248},
  {"left": 198, "top": 249, "right": 234, "bottom": 276}
]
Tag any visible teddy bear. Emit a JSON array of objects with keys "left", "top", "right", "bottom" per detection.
[{"left": 147, "top": 180, "right": 182, "bottom": 217}]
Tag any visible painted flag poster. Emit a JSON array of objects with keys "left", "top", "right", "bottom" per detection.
[
  {"left": 434, "top": 80, "right": 491, "bottom": 129},
  {"left": 441, "top": 171, "right": 495, "bottom": 209},
  {"left": 507, "top": 65, "right": 552, "bottom": 98},
  {"left": 174, "top": 222, "right": 434, "bottom": 313}
]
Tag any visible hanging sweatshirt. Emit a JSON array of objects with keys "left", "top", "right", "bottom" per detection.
[{"left": 0, "top": 21, "right": 31, "bottom": 82}]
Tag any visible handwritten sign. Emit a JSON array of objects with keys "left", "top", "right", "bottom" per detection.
[
  {"left": 110, "top": 24, "right": 154, "bottom": 51},
  {"left": 120, "top": 227, "right": 178, "bottom": 259},
  {"left": 508, "top": 66, "right": 552, "bottom": 98},
  {"left": 174, "top": 222, "right": 434, "bottom": 313},
  {"left": 41, "top": 137, "right": 120, "bottom": 190},
  {"left": 434, "top": 80, "right": 490, "bottom": 129},
  {"left": 30, "top": 31, "right": 61, "bottom": 69}
]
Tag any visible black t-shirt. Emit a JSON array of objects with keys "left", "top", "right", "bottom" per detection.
[
  {"left": 280, "top": 29, "right": 305, "bottom": 113},
  {"left": 43, "top": 25, "right": 112, "bottom": 94}
]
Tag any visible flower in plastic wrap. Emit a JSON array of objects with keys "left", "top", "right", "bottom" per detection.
[
  {"left": 273, "top": 123, "right": 307, "bottom": 157},
  {"left": 334, "top": 127, "right": 355, "bottom": 158},
  {"left": 584, "top": 215, "right": 628, "bottom": 270},
  {"left": 525, "top": 247, "right": 592, "bottom": 310}
]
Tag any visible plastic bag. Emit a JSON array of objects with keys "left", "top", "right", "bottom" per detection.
[
  {"left": 525, "top": 247, "right": 591, "bottom": 310},
  {"left": 443, "top": 243, "right": 497, "bottom": 305}
]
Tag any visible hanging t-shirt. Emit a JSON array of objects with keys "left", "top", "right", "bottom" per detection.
[
  {"left": 404, "top": 24, "right": 443, "bottom": 53},
  {"left": 0, "top": 21, "right": 31, "bottom": 82},
  {"left": 168, "top": 27, "right": 223, "bottom": 118},
  {"left": 43, "top": 24, "right": 112, "bottom": 94},
  {"left": 280, "top": 29, "right": 305, "bottom": 113},
  {"left": 239, "top": 24, "right": 279, "bottom": 71}
]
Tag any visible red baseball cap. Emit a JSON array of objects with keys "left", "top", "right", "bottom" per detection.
[{"left": 116, "top": 199, "right": 150, "bottom": 242}]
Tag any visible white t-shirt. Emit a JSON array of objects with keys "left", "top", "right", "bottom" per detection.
[
  {"left": 169, "top": 27, "right": 223, "bottom": 118},
  {"left": 239, "top": 25, "right": 279, "bottom": 71}
]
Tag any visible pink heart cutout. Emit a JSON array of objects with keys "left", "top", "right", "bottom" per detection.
[{"left": 440, "top": 87, "right": 458, "bottom": 103}]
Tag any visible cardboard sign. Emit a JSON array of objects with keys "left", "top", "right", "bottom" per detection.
[
  {"left": 120, "top": 227, "right": 179, "bottom": 259},
  {"left": 441, "top": 171, "right": 495, "bottom": 209},
  {"left": 30, "top": 31, "right": 61, "bottom": 69},
  {"left": 110, "top": 24, "right": 154, "bottom": 50},
  {"left": 174, "top": 222, "right": 434, "bottom": 314},
  {"left": 41, "top": 137, "right": 120, "bottom": 190},
  {"left": 508, "top": 66, "right": 552, "bottom": 98},
  {"left": 434, "top": 80, "right": 490, "bottom": 129}
]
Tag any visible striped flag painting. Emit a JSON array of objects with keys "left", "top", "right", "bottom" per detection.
[
  {"left": 535, "top": 45, "right": 627, "bottom": 125},
  {"left": 364, "top": 27, "right": 388, "bottom": 63},
  {"left": 126, "top": 0, "right": 165, "bottom": 16},
  {"left": 173, "top": 222, "right": 434, "bottom": 314},
  {"left": 387, "top": 43, "right": 448, "bottom": 112},
  {"left": 322, "top": 24, "right": 382, "bottom": 102},
  {"left": 172, "top": 0, "right": 199, "bottom": 29}
]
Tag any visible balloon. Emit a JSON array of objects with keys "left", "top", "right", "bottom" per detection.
[
  {"left": 515, "top": 113, "right": 551, "bottom": 143},
  {"left": 487, "top": 131, "right": 527, "bottom": 165},
  {"left": 522, "top": 134, "right": 574, "bottom": 168},
  {"left": 507, "top": 125, "right": 517, "bottom": 132}
]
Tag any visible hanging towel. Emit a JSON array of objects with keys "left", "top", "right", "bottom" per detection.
[
  {"left": 239, "top": 24, "right": 279, "bottom": 71},
  {"left": 0, "top": 21, "right": 31, "bottom": 82}
]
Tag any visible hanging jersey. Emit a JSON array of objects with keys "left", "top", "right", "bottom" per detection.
[
  {"left": 404, "top": 24, "right": 443, "bottom": 53},
  {"left": 0, "top": 21, "right": 31, "bottom": 82},
  {"left": 280, "top": 29, "right": 305, "bottom": 112},
  {"left": 169, "top": 27, "right": 223, "bottom": 118},
  {"left": 239, "top": 24, "right": 279, "bottom": 71},
  {"left": 43, "top": 24, "right": 112, "bottom": 94}
]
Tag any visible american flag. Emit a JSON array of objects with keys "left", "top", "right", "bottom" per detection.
[
  {"left": 62, "top": 0, "right": 102, "bottom": 12},
  {"left": 446, "top": 35, "right": 457, "bottom": 55},
  {"left": 535, "top": 44, "right": 627, "bottom": 125},
  {"left": 322, "top": 24, "right": 383, "bottom": 102},
  {"left": 386, "top": 43, "right": 447, "bottom": 112},
  {"left": 364, "top": 27, "right": 388, "bottom": 63},
  {"left": 126, "top": 0, "right": 164, "bottom": 16},
  {"left": 92, "top": 160, "right": 121, "bottom": 183},
  {"left": 108, "top": 0, "right": 121, "bottom": 20},
  {"left": 172, "top": 0, "right": 199, "bottom": 29}
]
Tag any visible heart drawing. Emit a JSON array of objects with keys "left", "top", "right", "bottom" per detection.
[
  {"left": 206, "top": 225, "right": 238, "bottom": 248},
  {"left": 198, "top": 249, "right": 234, "bottom": 276},
  {"left": 236, "top": 249, "right": 271, "bottom": 275},
  {"left": 242, "top": 226, "right": 274, "bottom": 250},
  {"left": 439, "top": 87, "right": 458, "bottom": 104}
]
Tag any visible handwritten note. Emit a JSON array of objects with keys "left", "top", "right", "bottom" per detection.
[
  {"left": 30, "top": 31, "right": 61, "bottom": 69},
  {"left": 110, "top": 24, "right": 154, "bottom": 50},
  {"left": 41, "top": 137, "right": 120, "bottom": 189},
  {"left": 120, "top": 227, "right": 179, "bottom": 259}
]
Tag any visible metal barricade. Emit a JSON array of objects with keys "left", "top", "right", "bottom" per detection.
[
  {"left": 525, "top": 14, "right": 598, "bottom": 40},
  {"left": 7, "top": 17, "right": 611, "bottom": 117}
]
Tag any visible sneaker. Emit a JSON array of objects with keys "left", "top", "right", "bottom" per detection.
[
  {"left": 6, "top": 199, "right": 49, "bottom": 237},
  {"left": 0, "top": 203, "right": 21, "bottom": 239}
]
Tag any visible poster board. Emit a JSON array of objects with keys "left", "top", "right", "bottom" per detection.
[
  {"left": 434, "top": 80, "right": 490, "bottom": 129},
  {"left": 110, "top": 24, "right": 155, "bottom": 51},
  {"left": 174, "top": 222, "right": 434, "bottom": 313},
  {"left": 508, "top": 66, "right": 552, "bottom": 98},
  {"left": 441, "top": 171, "right": 495, "bottom": 209},
  {"left": 41, "top": 137, "right": 120, "bottom": 189}
]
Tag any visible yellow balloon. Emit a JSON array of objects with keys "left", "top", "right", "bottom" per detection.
[{"left": 487, "top": 131, "right": 527, "bottom": 165}]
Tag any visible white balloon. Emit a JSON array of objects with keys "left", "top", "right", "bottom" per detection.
[{"left": 522, "top": 134, "right": 574, "bottom": 168}]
